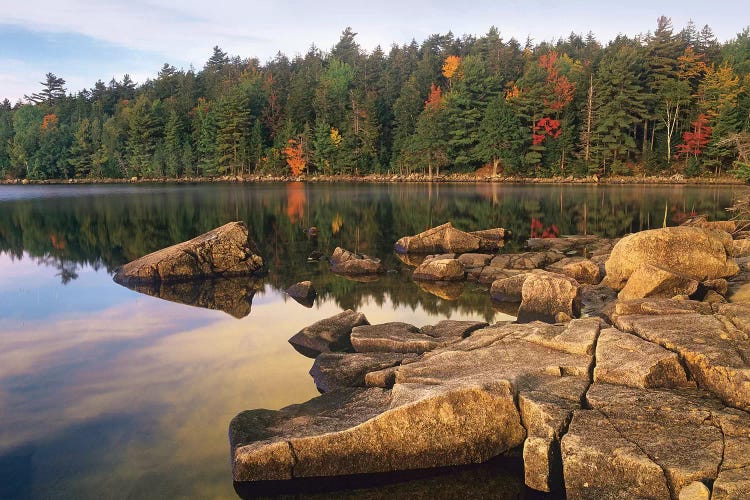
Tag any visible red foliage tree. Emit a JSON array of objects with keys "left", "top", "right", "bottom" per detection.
[
  {"left": 424, "top": 83, "right": 443, "bottom": 111},
  {"left": 676, "top": 114, "right": 712, "bottom": 159}
]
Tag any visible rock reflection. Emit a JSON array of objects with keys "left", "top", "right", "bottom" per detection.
[
  {"left": 416, "top": 280, "right": 465, "bottom": 300},
  {"left": 116, "top": 277, "right": 265, "bottom": 318}
]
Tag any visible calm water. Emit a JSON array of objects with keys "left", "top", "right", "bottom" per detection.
[{"left": 0, "top": 182, "right": 745, "bottom": 499}]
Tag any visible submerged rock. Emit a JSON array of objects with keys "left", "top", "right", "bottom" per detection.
[
  {"left": 605, "top": 226, "right": 739, "bottom": 290},
  {"left": 394, "top": 222, "right": 506, "bottom": 254},
  {"left": 288, "top": 309, "right": 370, "bottom": 358},
  {"left": 329, "top": 247, "right": 385, "bottom": 275},
  {"left": 114, "top": 221, "right": 263, "bottom": 284}
]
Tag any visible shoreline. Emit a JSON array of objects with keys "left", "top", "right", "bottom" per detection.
[{"left": 1, "top": 173, "right": 747, "bottom": 186}]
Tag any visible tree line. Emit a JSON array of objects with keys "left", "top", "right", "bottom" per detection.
[{"left": 1, "top": 17, "right": 750, "bottom": 180}]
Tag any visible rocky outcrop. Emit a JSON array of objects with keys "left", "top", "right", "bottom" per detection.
[
  {"left": 605, "top": 227, "right": 739, "bottom": 290},
  {"left": 118, "top": 276, "right": 263, "bottom": 318},
  {"left": 518, "top": 271, "right": 582, "bottom": 323},
  {"left": 618, "top": 263, "right": 700, "bottom": 300},
  {"left": 412, "top": 258, "right": 465, "bottom": 281},
  {"left": 285, "top": 280, "right": 317, "bottom": 308},
  {"left": 113, "top": 221, "right": 263, "bottom": 284},
  {"left": 394, "top": 222, "right": 506, "bottom": 254},
  {"left": 288, "top": 309, "right": 370, "bottom": 357},
  {"left": 329, "top": 247, "right": 385, "bottom": 275}
]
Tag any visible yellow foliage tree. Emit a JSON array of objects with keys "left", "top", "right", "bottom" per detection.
[{"left": 442, "top": 55, "right": 461, "bottom": 79}]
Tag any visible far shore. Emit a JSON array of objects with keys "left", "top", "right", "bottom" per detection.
[{"left": 1, "top": 173, "right": 748, "bottom": 186}]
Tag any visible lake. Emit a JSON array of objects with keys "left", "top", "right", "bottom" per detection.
[{"left": 0, "top": 182, "right": 745, "bottom": 499}]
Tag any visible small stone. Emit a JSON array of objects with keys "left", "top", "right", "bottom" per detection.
[
  {"left": 285, "top": 280, "right": 316, "bottom": 307},
  {"left": 678, "top": 481, "right": 710, "bottom": 500},
  {"left": 517, "top": 271, "right": 581, "bottom": 324},
  {"left": 288, "top": 310, "right": 369, "bottom": 358},
  {"left": 412, "top": 258, "right": 465, "bottom": 281}
]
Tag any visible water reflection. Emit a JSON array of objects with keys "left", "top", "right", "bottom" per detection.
[
  {"left": 0, "top": 183, "right": 747, "bottom": 498},
  {"left": 117, "top": 277, "right": 265, "bottom": 319}
]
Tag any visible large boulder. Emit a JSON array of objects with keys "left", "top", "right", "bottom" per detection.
[
  {"left": 412, "top": 258, "right": 465, "bottom": 281},
  {"left": 288, "top": 309, "right": 369, "bottom": 358},
  {"left": 394, "top": 222, "right": 506, "bottom": 254},
  {"left": 113, "top": 221, "right": 263, "bottom": 284},
  {"left": 329, "top": 247, "right": 385, "bottom": 275},
  {"left": 617, "top": 263, "right": 700, "bottom": 300},
  {"left": 605, "top": 227, "right": 739, "bottom": 290},
  {"left": 517, "top": 271, "right": 582, "bottom": 323}
]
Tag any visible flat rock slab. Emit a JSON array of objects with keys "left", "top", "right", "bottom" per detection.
[
  {"left": 288, "top": 309, "right": 370, "bottom": 358},
  {"left": 594, "top": 327, "right": 692, "bottom": 389},
  {"left": 605, "top": 226, "right": 739, "bottom": 290},
  {"left": 329, "top": 247, "right": 385, "bottom": 275},
  {"left": 563, "top": 383, "right": 750, "bottom": 499},
  {"left": 114, "top": 221, "right": 263, "bottom": 284}
]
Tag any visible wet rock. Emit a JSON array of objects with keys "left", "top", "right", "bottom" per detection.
[
  {"left": 394, "top": 222, "right": 506, "bottom": 254},
  {"left": 288, "top": 309, "right": 370, "bottom": 358},
  {"left": 412, "top": 258, "right": 465, "bottom": 281},
  {"left": 329, "top": 247, "right": 385, "bottom": 275},
  {"left": 613, "top": 310, "right": 750, "bottom": 411},
  {"left": 310, "top": 352, "right": 415, "bottom": 393},
  {"left": 546, "top": 257, "right": 602, "bottom": 285},
  {"left": 114, "top": 221, "right": 263, "bottom": 284},
  {"left": 119, "top": 276, "right": 263, "bottom": 318},
  {"left": 605, "top": 227, "right": 739, "bottom": 290},
  {"left": 517, "top": 271, "right": 581, "bottom": 323},
  {"left": 618, "top": 263, "right": 700, "bottom": 300},
  {"left": 594, "top": 328, "right": 692, "bottom": 389},
  {"left": 285, "top": 280, "right": 316, "bottom": 308}
]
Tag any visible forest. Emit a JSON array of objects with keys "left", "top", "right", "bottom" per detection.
[{"left": 1, "top": 16, "right": 750, "bottom": 181}]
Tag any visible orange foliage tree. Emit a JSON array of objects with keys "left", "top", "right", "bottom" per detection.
[
  {"left": 284, "top": 138, "right": 306, "bottom": 176},
  {"left": 41, "top": 113, "right": 59, "bottom": 131}
]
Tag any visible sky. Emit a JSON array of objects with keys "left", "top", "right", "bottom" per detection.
[{"left": 1, "top": 0, "right": 748, "bottom": 102}]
